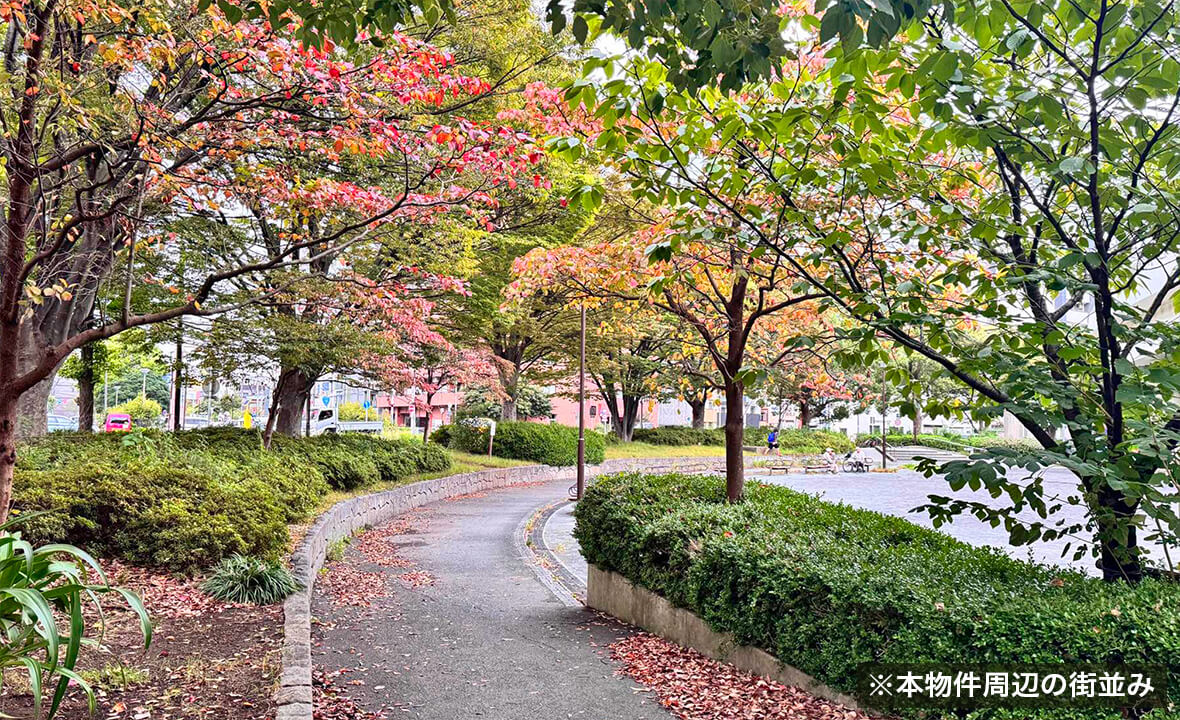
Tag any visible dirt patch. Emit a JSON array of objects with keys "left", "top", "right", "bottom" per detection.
[{"left": 0, "top": 562, "right": 281, "bottom": 719}]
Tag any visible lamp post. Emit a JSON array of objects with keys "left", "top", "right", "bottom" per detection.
[
  {"left": 141, "top": 367, "right": 149, "bottom": 398},
  {"left": 576, "top": 303, "right": 586, "bottom": 500}
]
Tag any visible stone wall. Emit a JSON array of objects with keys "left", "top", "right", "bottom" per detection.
[{"left": 275, "top": 456, "right": 741, "bottom": 720}]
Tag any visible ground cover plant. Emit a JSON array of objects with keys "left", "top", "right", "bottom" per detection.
[
  {"left": 202, "top": 554, "right": 301, "bottom": 605},
  {"left": 13, "top": 428, "right": 451, "bottom": 572},
  {"left": 575, "top": 472, "right": 1180, "bottom": 718}
]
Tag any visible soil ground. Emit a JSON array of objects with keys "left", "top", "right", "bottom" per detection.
[{"left": 0, "top": 563, "right": 281, "bottom": 720}]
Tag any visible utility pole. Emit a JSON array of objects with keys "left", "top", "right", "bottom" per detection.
[
  {"left": 172, "top": 320, "right": 184, "bottom": 431},
  {"left": 576, "top": 304, "right": 586, "bottom": 500},
  {"left": 880, "top": 371, "right": 888, "bottom": 470}
]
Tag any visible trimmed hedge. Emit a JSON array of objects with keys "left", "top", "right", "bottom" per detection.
[
  {"left": 14, "top": 428, "right": 451, "bottom": 572},
  {"left": 448, "top": 420, "right": 605, "bottom": 465},
  {"left": 745, "top": 427, "right": 854, "bottom": 454},
  {"left": 632, "top": 426, "right": 725, "bottom": 446},
  {"left": 856, "top": 433, "right": 1042, "bottom": 454},
  {"left": 575, "top": 473, "right": 1180, "bottom": 719}
]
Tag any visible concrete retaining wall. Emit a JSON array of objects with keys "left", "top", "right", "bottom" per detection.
[
  {"left": 586, "top": 564, "right": 869, "bottom": 713},
  {"left": 275, "top": 455, "right": 745, "bottom": 720}
]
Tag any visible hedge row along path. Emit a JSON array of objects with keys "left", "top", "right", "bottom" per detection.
[{"left": 309, "top": 478, "right": 872, "bottom": 719}]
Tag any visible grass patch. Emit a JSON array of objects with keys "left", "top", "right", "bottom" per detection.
[
  {"left": 79, "top": 663, "right": 150, "bottom": 691},
  {"left": 604, "top": 442, "right": 729, "bottom": 459}
]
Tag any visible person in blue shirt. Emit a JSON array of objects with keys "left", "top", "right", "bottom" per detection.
[{"left": 766, "top": 429, "right": 779, "bottom": 455}]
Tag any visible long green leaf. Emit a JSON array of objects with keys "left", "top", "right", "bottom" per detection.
[
  {"left": 114, "top": 588, "right": 153, "bottom": 650},
  {"left": 17, "top": 656, "right": 42, "bottom": 719},
  {"left": 48, "top": 588, "right": 84, "bottom": 717},
  {"left": 35, "top": 544, "right": 106, "bottom": 586},
  {"left": 53, "top": 666, "right": 96, "bottom": 714},
  {"left": 1, "top": 589, "right": 60, "bottom": 671}
]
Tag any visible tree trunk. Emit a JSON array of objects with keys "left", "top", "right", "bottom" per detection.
[
  {"left": 689, "top": 396, "right": 706, "bottom": 429},
  {"left": 12, "top": 324, "right": 54, "bottom": 439},
  {"left": 607, "top": 393, "right": 642, "bottom": 442},
  {"left": 0, "top": 393, "right": 14, "bottom": 522},
  {"left": 422, "top": 391, "right": 435, "bottom": 444},
  {"left": 77, "top": 342, "right": 96, "bottom": 433},
  {"left": 495, "top": 358, "right": 521, "bottom": 421},
  {"left": 501, "top": 395, "right": 517, "bottom": 422},
  {"left": 1097, "top": 485, "right": 1142, "bottom": 582},
  {"left": 912, "top": 398, "right": 923, "bottom": 441},
  {"left": 798, "top": 400, "right": 812, "bottom": 429},
  {"left": 274, "top": 366, "right": 313, "bottom": 437},
  {"left": 0, "top": 316, "right": 20, "bottom": 522},
  {"left": 262, "top": 372, "right": 287, "bottom": 450},
  {"left": 15, "top": 375, "right": 51, "bottom": 439},
  {"left": 723, "top": 380, "right": 745, "bottom": 502}
]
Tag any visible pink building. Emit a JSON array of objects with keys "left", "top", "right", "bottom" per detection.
[
  {"left": 547, "top": 389, "right": 663, "bottom": 432},
  {"left": 374, "top": 390, "right": 460, "bottom": 434}
]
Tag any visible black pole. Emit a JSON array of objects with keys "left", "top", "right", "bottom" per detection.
[
  {"left": 576, "top": 304, "right": 586, "bottom": 500},
  {"left": 880, "top": 372, "right": 888, "bottom": 469},
  {"left": 172, "top": 320, "right": 183, "bottom": 432}
]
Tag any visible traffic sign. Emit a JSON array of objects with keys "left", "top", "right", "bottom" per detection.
[
  {"left": 322, "top": 396, "right": 331, "bottom": 407},
  {"left": 363, "top": 400, "right": 371, "bottom": 409}
]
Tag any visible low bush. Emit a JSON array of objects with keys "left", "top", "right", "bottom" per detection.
[
  {"left": 631, "top": 426, "right": 724, "bottom": 446},
  {"left": 429, "top": 424, "right": 452, "bottom": 446},
  {"left": 745, "top": 427, "right": 854, "bottom": 453},
  {"left": 449, "top": 420, "right": 605, "bottom": 466},
  {"left": 15, "top": 429, "right": 452, "bottom": 572},
  {"left": 575, "top": 473, "right": 1180, "bottom": 718},
  {"left": 202, "top": 554, "right": 300, "bottom": 604},
  {"left": 857, "top": 432, "right": 966, "bottom": 451},
  {"left": 856, "top": 432, "right": 1042, "bottom": 454}
]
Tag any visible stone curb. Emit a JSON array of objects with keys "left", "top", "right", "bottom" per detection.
[{"left": 276, "top": 455, "right": 740, "bottom": 719}]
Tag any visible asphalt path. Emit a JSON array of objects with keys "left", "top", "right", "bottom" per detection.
[{"left": 311, "top": 480, "right": 671, "bottom": 719}]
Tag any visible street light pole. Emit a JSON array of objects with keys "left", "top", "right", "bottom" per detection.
[{"left": 576, "top": 303, "right": 586, "bottom": 500}]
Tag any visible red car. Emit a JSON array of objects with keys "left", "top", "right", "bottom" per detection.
[{"left": 103, "top": 413, "right": 133, "bottom": 432}]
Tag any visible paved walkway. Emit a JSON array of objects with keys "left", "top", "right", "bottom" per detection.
[
  {"left": 311, "top": 480, "right": 670, "bottom": 719},
  {"left": 543, "top": 501, "right": 587, "bottom": 586}
]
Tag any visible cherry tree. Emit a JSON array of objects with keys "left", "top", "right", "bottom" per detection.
[{"left": 0, "top": 0, "right": 540, "bottom": 518}]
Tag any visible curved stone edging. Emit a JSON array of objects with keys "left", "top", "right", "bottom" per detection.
[
  {"left": 586, "top": 564, "right": 873, "bottom": 714},
  {"left": 274, "top": 455, "right": 742, "bottom": 720}
]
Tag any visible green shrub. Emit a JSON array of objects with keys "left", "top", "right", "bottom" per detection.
[
  {"left": 857, "top": 432, "right": 966, "bottom": 451},
  {"left": 202, "top": 554, "right": 300, "bottom": 604},
  {"left": 575, "top": 473, "right": 1180, "bottom": 719},
  {"left": 270, "top": 434, "right": 380, "bottom": 490},
  {"left": 429, "top": 424, "right": 452, "bottom": 446},
  {"left": 15, "top": 460, "right": 294, "bottom": 572},
  {"left": 855, "top": 433, "right": 1040, "bottom": 455},
  {"left": 14, "top": 429, "right": 451, "bottom": 573},
  {"left": 744, "top": 427, "right": 854, "bottom": 453},
  {"left": 632, "top": 426, "right": 725, "bottom": 446},
  {"left": 450, "top": 420, "right": 605, "bottom": 465}
]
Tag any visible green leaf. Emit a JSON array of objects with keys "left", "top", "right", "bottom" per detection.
[{"left": 572, "top": 15, "right": 589, "bottom": 43}]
